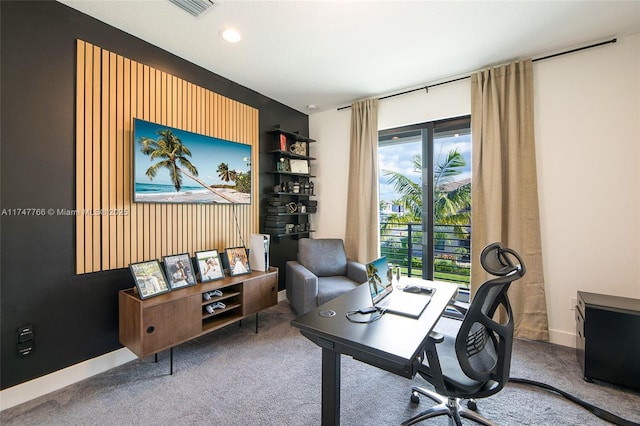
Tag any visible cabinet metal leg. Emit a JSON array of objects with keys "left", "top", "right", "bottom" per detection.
[
  {"left": 169, "top": 347, "right": 174, "bottom": 375},
  {"left": 255, "top": 312, "right": 259, "bottom": 334}
]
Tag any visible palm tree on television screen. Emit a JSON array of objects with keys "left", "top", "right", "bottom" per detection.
[
  {"left": 216, "top": 162, "right": 237, "bottom": 183},
  {"left": 138, "top": 129, "right": 234, "bottom": 202}
]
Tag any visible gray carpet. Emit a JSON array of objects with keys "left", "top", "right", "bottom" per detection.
[{"left": 2, "top": 301, "right": 639, "bottom": 425}]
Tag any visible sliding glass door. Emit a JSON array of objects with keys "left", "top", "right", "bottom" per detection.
[{"left": 379, "top": 116, "right": 471, "bottom": 288}]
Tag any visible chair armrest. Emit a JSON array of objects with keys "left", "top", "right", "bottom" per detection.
[
  {"left": 285, "top": 261, "right": 319, "bottom": 316},
  {"left": 346, "top": 260, "right": 368, "bottom": 284},
  {"left": 419, "top": 331, "right": 448, "bottom": 394},
  {"left": 428, "top": 331, "right": 444, "bottom": 343}
]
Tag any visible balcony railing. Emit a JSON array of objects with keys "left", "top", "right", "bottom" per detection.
[{"left": 380, "top": 221, "right": 471, "bottom": 287}]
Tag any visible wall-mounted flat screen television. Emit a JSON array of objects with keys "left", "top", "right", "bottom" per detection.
[{"left": 133, "top": 118, "right": 252, "bottom": 204}]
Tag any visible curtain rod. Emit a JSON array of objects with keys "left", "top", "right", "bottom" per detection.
[{"left": 337, "top": 38, "right": 617, "bottom": 111}]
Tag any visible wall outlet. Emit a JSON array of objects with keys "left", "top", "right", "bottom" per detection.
[{"left": 570, "top": 296, "right": 577, "bottom": 310}]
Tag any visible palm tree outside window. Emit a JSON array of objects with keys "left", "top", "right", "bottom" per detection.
[{"left": 378, "top": 116, "right": 471, "bottom": 293}]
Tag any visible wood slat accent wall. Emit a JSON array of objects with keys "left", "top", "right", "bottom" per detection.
[{"left": 75, "top": 40, "right": 259, "bottom": 274}]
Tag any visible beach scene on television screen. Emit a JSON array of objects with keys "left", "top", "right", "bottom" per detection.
[{"left": 133, "top": 118, "right": 251, "bottom": 204}]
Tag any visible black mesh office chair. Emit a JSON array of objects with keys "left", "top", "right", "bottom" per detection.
[{"left": 402, "top": 242, "right": 526, "bottom": 426}]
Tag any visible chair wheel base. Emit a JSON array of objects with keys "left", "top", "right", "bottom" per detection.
[{"left": 402, "top": 387, "right": 497, "bottom": 426}]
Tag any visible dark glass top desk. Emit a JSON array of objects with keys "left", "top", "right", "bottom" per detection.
[{"left": 291, "top": 278, "right": 458, "bottom": 426}]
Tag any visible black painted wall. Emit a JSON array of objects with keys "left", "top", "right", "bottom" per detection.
[{"left": 0, "top": 0, "right": 308, "bottom": 389}]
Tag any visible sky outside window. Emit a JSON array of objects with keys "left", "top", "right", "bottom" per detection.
[{"left": 379, "top": 133, "right": 471, "bottom": 204}]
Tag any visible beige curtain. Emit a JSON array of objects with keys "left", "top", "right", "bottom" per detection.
[
  {"left": 470, "top": 59, "right": 549, "bottom": 341},
  {"left": 345, "top": 98, "right": 380, "bottom": 263}
]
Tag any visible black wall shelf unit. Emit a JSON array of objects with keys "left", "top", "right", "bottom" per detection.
[{"left": 265, "top": 127, "right": 317, "bottom": 239}]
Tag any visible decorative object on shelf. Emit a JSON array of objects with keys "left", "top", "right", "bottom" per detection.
[
  {"left": 162, "top": 253, "right": 197, "bottom": 289},
  {"left": 130, "top": 259, "right": 171, "bottom": 300},
  {"left": 279, "top": 134, "right": 287, "bottom": 151},
  {"left": 287, "top": 202, "right": 298, "bottom": 213},
  {"left": 265, "top": 216, "right": 286, "bottom": 227},
  {"left": 267, "top": 205, "right": 286, "bottom": 214},
  {"left": 292, "top": 182, "right": 300, "bottom": 193},
  {"left": 286, "top": 224, "right": 295, "bottom": 234},
  {"left": 289, "top": 159, "right": 309, "bottom": 174},
  {"left": 225, "top": 246, "right": 252, "bottom": 276},
  {"left": 309, "top": 181, "right": 315, "bottom": 195},
  {"left": 299, "top": 203, "right": 306, "bottom": 213},
  {"left": 265, "top": 216, "right": 286, "bottom": 236},
  {"left": 276, "top": 157, "right": 286, "bottom": 172},
  {"left": 289, "top": 141, "right": 307, "bottom": 156},
  {"left": 195, "top": 249, "right": 225, "bottom": 282},
  {"left": 303, "top": 199, "right": 318, "bottom": 213}
]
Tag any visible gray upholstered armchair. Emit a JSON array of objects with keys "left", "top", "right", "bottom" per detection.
[{"left": 286, "top": 238, "right": 368, "bottom": 316}]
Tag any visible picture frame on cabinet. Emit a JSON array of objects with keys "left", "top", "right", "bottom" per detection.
[
  {"left": 225, "top": 246, "right": 252, "bottom": 277},
  {"left": 195, "top": 250, "right": 225, "bottom": 282},
  {"left": 162, "top": 253, "right": 197, "bottom": 289},
  {"left": 130, "top": 259, "right": 171, "bottom": 300}
]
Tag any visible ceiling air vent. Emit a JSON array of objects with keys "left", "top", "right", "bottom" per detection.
[{"left": 169, "top": 0, "right": 214, "bottom": 17}]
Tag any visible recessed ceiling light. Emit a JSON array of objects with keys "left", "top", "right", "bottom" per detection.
[
  {"left": 220, "top": 28, "right": 241, "bottom": 43},
  {"left": 306, "top": 104, "right": 318, "bottom": 110}
]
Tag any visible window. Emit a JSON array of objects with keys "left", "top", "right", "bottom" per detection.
[{"left": 379, "top": 116, "right": 471, "bottom": 289}]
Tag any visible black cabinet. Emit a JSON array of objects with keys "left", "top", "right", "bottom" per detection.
[
  {"left": 575, "top": 291, "right": 640, "bottom": 390},
  {"left": 265, "top": 127, "right": 317, "bottom": 239}
]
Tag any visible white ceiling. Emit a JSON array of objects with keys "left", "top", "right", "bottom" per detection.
[{"left": 59, "top": 0, "right": 640, "bottom": 114}]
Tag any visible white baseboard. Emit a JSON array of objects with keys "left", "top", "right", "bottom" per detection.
[
  {"left": 0, "top": 347, "right": 136, "bottom": 411},
  {"left": 548, "top": 328, "right": 576, "bottom": 348}
]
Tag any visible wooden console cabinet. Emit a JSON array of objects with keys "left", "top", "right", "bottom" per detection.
[
  {"left": 119, "top": 267, "right": 278, "bottom": 359},
  {"left": 575, "top": 291, "right": 640, "bottom": 390}
]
